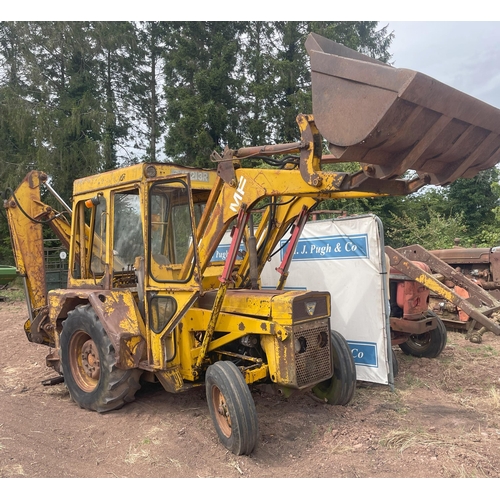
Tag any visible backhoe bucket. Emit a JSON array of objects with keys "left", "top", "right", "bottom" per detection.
[{"left": 306, "top": 33, "right": 500, "bottom": 185}]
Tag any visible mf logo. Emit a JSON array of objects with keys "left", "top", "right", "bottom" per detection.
[
  {"left": 229, "top": 177, "right": 247, "bottom": 212},
  {"left": 305, "top": 301, "right": 317, "bottom": 316}
]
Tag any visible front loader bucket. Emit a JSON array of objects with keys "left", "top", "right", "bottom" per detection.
[{"left": 306, "top": 32, "right": 500, "bottom": 185}]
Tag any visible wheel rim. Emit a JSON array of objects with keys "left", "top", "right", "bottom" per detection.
[
  {"left": 406, "top": 332, "right": 431, "bottom": 352},
  {"left": 68, "top": 330, "right": 101, "bottom": 392},
  {"left": 211, "top": 385, "right": 232, "bottom": 438}
]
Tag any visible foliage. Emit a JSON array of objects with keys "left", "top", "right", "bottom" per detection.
[
  {"left": 447, "top": 169, "right": 500, "bottom": 235},
  {"left": 129, "top": 22, "right": 169, "bottom": 162},
  {"left": 0, "top": 213, "right": 14, "bottom": 265},
  {"left": 0, "top": 21, "right": 394, "bottom": 177},
  {"left": 385, "top": 209, "right": 469, "bottom": 250},
  {"left": 163, "top": 22, "right": 245, "bottom": 167},
  {"left": 471, "top": 206, "right": 500, "bottom": 247},
  {"left": 317, "top": 168, "right": 500, "bottom": 250},
  {"left": 0, "top": 276, "right": 25, "bottom": 301},
  {"left": 1, "top": 21, "right": 498, "bottom": 264}
]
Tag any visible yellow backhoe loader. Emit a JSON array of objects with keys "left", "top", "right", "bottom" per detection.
[{"left": 4, "top": 33, "right": 500, "bottom": 455}]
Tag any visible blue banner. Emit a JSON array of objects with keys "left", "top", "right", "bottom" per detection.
[
  {"left": 281, "top": 234, "right": 369, "bottom": 261},
  {"left": 212, "top": 243, "right": 246, "bottom": 262},
  {"left": 347, "top": 341, "right": 378, "bottom": 367}
]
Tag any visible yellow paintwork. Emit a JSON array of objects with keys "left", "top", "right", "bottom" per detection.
[
  {"left": 6, "top": 118, "right": 399, "bottom": 393},
  {"left": 182, "top": 308, "right": 274, "bottom": 335},
  {"left": 260, "top": 333, "right": 294, "bottom": 385},
  {"left": 155, "top": 366, "right": 185, "bottom": 393},
  {"left": 72, "top": 163, "right": 218, "bottom": 197},
  {"left": 196, "top": 168, "right": 391, "bottom": 278},
  {"left": 6, "top": 171, "right": 58, "bottom": 314},
  {"left": 243, "top": 365, "right": 269, "bottom": 385},
  {"left": 413, "top": 274, "right": 456, "bottom": 303},
  {"left": 147, "top": 289, "right": 199, "bottom": 369}
]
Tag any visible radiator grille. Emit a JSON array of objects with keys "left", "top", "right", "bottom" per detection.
[{"left": 294, "top": 320, "right": 332, "bottom": 388}]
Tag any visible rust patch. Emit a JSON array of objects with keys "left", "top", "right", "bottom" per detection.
[
  {"left": 238, "top": 322, "right": 245, "bottom": 331},
  {"left": 86, "top": 290, "right": 146, "bottom": 369},
  {"left": 118, "top": 335, "right": 145, "bottom": 370}
]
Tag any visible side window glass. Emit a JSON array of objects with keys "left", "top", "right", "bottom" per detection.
[
  {"left": 113, "top": 191, "right": 144, "bottom": 270},
  {"left": 70, "top": 201, "right": 84, "bottom": 279},
  {"left": 150, "top": 180, "right": 194, "bottom": 281},
  {"left": 90, "top": 196, "right": 107, "bottom": 275}
]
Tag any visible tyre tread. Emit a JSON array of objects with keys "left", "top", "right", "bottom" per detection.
[
  {"left": 61, "top": 304, "right": 142, "bottom": 414},
  {"left": 312, "top": 330, "right": 356, "bottom": 406},
  {"left": 206, "top": 361, "right": 258, "bottom": 455},
  {"left": 400, "top": 311, "right": 447, "bottom": 358}
]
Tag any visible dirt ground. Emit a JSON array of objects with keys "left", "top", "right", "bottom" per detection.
[{"left": 1, "top": 297, "right": 500, "bottom": 480}]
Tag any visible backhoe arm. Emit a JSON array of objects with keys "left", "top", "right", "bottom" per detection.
[{"left": 3, "top": 170, "right": 72, "bottom": 344}]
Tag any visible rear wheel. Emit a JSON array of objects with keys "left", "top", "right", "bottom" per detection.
[
  {"left": 312, "top": 330, "right": 356, "bottom": 405},
  {"left": 205, "top": 361, "right": 258, "bottom": 455},
  {"left": 400, "top": 311, "right": 447, "bottom": 358},
  {"left": 60, "top": 304, "right": 142, "bottom": 413}
]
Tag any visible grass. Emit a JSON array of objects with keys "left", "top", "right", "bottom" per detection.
[
  {"left": 0, "top": 277, "right": 25, "bottom": 302},
  {"left": 489, "top": 386, "right": 500, "bottom": 408},
  {"left": 124, "top": 443, "right": 181, "bottom": 469},
  {"left": 124, "top": 445, "right": 151, "bottom": 465},
  {"left": 124, "top": 428, "right": 164, "bottom": 465},
  {"left": 451, "top": 394, "right": 476, "bottom": 410},
  {"left": 464, "top": 344, "right": 499, "bottom": 357},
  {"left": 379, "top": 420, "right": 499, "bottom": 478},
  {"left": 0, "top": 464, "right": 25, "bottom": 477},
  {"left": 441, "top": 463, "right": 477, "bottom": 478},
  {"left": 403, "top": 372, "right": 425, "bottom": 388},
  {"left": 379, "top": 428, "right": 446, "bottom": 453},
  {"left": 227, "top": 458, "right": 244, "bottom": 475}
]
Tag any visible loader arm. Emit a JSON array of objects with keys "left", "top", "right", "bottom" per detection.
[
  {"left": 193, "top": 114, "right": 433, "bottom": 283},
  {"left": 193, "top": 28, "right": 500, "bottom": 287}
]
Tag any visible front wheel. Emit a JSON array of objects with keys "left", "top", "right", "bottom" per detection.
[
  {"left": 399, "top": 311, "right": 447, "bottom": 358},
  {"left": 205, "top": 361, "right": 259, "bottom": 455},
  {"left": 312, "top": 330, "right": 356, "bottom": 405},
  {"left": 60, "top": 304, "right": 142, "bottom": 413}
]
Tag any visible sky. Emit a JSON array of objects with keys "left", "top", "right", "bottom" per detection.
[{"left": 381, "top": 21, "right": 500, "bottom": 109}]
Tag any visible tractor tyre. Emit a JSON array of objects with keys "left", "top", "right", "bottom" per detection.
[
  {"left": 312, "top": 330, "right": 356, "bottom": 405},
  {"left": 60, "top": 304, "right": 142, "bottom": 413},
  {"left": 399, "top": 311, "right": 447, "bottom": 358},
  {"left": 205, "top": 361, "right": 258, "bottom": 455}
]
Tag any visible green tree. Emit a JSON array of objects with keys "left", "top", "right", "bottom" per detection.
[
  {"left": 163, "top": 22, "right": 245, "bottom": 167},
  {"left": 0, "top": 22, "right": 38, "bottom": 186},
  {"left": 161, "top": 21, "right": 393, "bottom": 165},
  {"left": 447, "top": 169, "right": 499, "bottom": 236},
  {"left": 0, "top": 22, "right": 37, "bottom": 264},
  {"left": 92, "top": 21, "right": 137, "bottom": 170},
  {"left": 128, "top": 22, "right": 169, "bottom": 163},
  {"left": 12, "top": 22, "right": 105, "bottom": 200},
  {"left": 385, "top": 209, "right": 468, "bottom": 250},
  {"left": 239, "top": 22, "right": 276, "bottom": 146}
]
